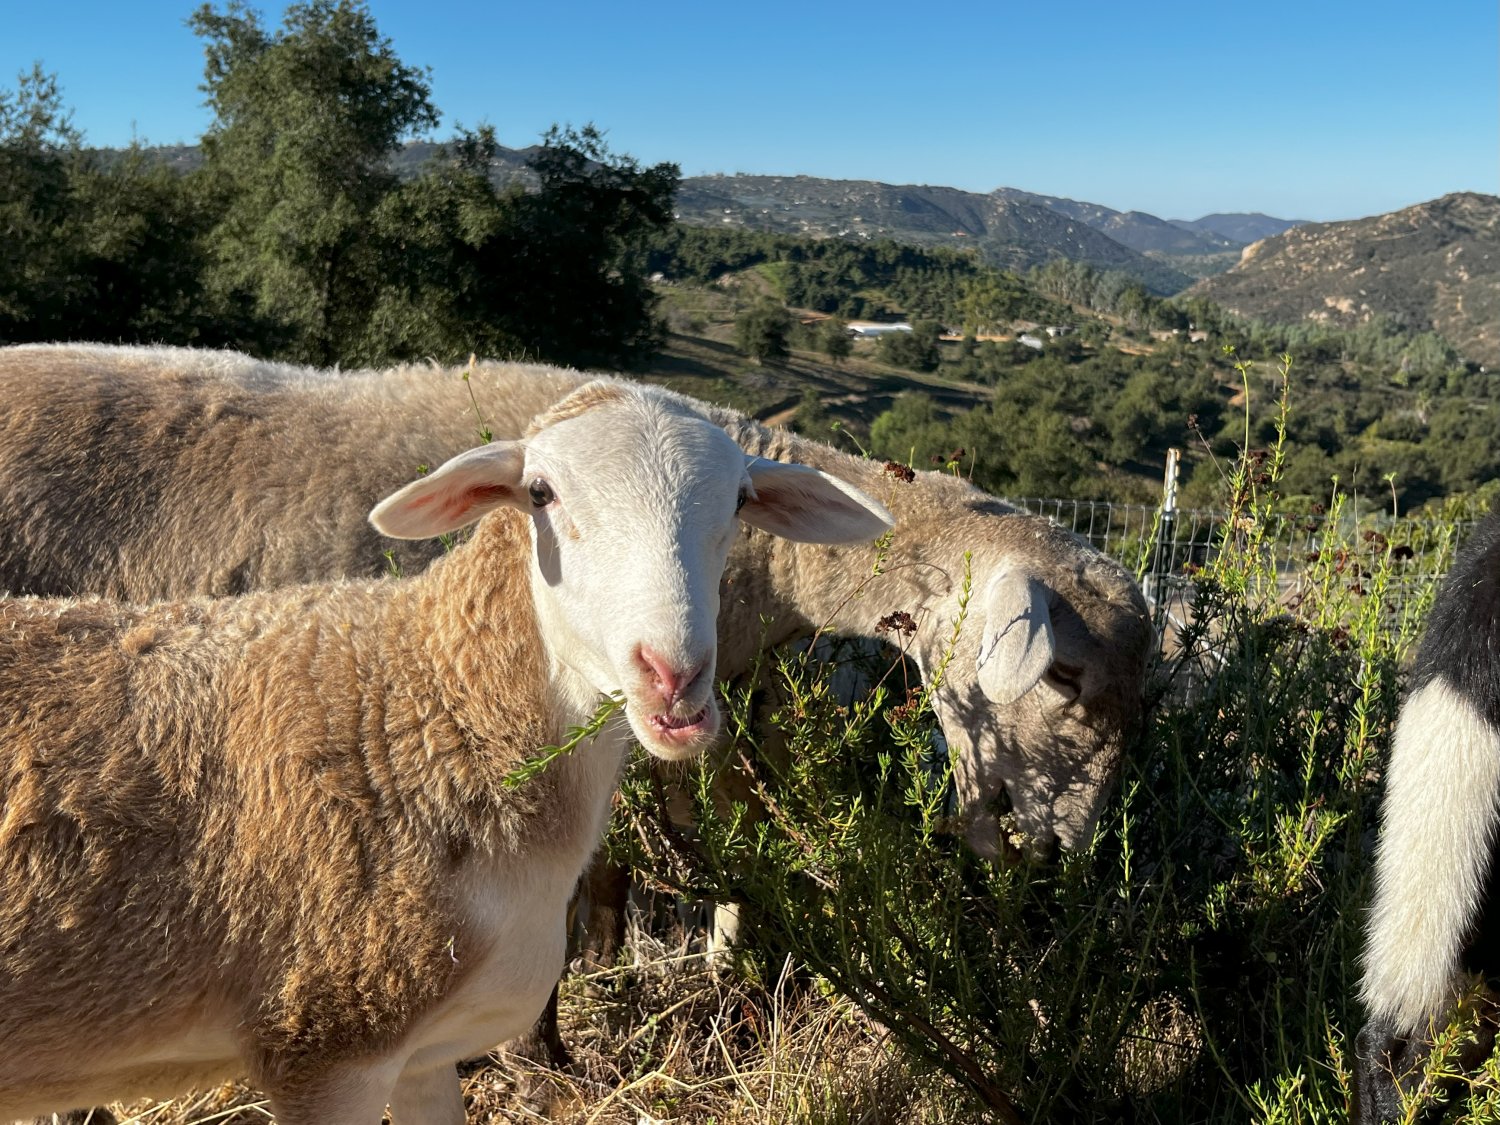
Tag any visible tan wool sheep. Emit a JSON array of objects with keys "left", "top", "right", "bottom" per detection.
[
  {"left": 0, "top": 343, "right": 1152, "bottom": 861},
  {"left": 0, "top": 378, "right": 892, "bottom": 1123}
]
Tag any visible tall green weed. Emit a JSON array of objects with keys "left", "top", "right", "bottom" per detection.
[{"left": 613, "top": 354, "right": 1474, "bottom": 1122}]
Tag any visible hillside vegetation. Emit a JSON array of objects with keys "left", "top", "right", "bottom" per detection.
[
  {"left": 8, "top": 24, "right": 1495, "bottom": 519},
  {"left": 1, "top": 50, "right": 677, "bottom": 371},
  {"left": 674, "top": 173, "right": 1197, "bottom": 294},
  {"left": 638, "top": 225, "right": 1499, "bottom": 514},
  {"left": 1190, "top": 192, "right": 1500, "bottom": 368}
]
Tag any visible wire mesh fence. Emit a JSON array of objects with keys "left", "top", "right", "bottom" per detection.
[{"left": 1002, "top": 495, "right": 1474, "bottom": 651}]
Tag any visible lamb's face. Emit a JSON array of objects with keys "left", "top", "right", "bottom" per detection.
[
  {"left": 521, "top": 396, "right": 750, "bottom": 761},
  {"left": 927, "top": 627, "right": 1134, "bottom": 859},
  {"left": 368, "top": 381, "right": 894, "bottom": 764}
]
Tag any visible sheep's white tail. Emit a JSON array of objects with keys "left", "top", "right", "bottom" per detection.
[{"left": 1362, "top": 676, "right": 1500, "bottom": 1034}]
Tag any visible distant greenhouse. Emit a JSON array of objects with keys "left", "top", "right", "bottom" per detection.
[{"left": 846, "top": 321, "right": 913, "bottom": 338}]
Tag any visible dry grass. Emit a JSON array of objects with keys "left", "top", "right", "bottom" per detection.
[{"left": 93, "top": 922, "right": 968, "bottom": 1125}]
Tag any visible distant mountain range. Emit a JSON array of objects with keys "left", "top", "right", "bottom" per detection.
[
  {"left": 1171, "top": 212, "right": 1306, "bottom": 245},
  {"left": 387, "top": 143, "right": 1298, "bottom": 295},
  {"left": 1188, "top": 192, "right": 1500, "bottom": 367},
  {"left": 992, "top": 188, "right": 1233, "bottom": 255},
  {"left": 671, "top": 173, "right": 1305, "bottom": 295}
]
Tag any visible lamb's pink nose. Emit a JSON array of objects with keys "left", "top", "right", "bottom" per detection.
[{"left": 635, "top": 645, "right": 705, "bottom": 709}]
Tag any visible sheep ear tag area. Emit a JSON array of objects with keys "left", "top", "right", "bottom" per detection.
[
  {"left": 368, "top": 442, "right": 527, "bottom": 540},
  {"left": 975, "top": 570, "right": 1055, "bottom": 706},
  {"left": 738, "top": 456, "right": 894, "bottom": 544}
]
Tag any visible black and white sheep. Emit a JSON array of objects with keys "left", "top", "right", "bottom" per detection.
[{"left": 1357, "top": 508, "right": 1500, "bottom": 1121}]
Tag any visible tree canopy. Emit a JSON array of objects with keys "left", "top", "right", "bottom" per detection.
[
  {"left": 0, "top": 4, "right": 679, "bottom": 369},
  {"left": 191, "top": 0, "right": 440, "bottom": 364}
]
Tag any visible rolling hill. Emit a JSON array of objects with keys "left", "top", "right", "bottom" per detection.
[
  {"left": 1170, "top": 212, "right": 1305, "bottom": 244},
  {"left": 992, "top": 187, "right": 1239, "bottom": 256},
  {"left": 674, "top": 174, "right": 1197, "bottom": 295},
  {"left": 1187, "top": 192, "right": 1500, "bottom": 367}
]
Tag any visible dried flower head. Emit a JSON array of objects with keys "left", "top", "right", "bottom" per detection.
[
  {"left": 883, "top": 461, "right": 916, "bottom": 483},
  {"left": 876, "top": 610, "right": 918, "bottom": 637}
]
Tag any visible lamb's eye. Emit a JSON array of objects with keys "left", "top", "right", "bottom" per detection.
[
  {"left": 528, "top": 479, "right": 554, "bottom": 508},
  {"left": 735, "top": 490, "right": 747, "bottom": 513}
]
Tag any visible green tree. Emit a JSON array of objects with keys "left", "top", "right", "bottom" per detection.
[
  {"left": 819, "top": 316, "right": 852, "bottom": 363},
  {"left": 1044, "top": 333, "right": 1085, "bottom": 362},
  {"left": 0, "top": 67, "right": 221, "bottom": 347},
  {"left": 869, "top": 393, "right": 1010, "bottom": 488},
  {"left": 959, "top": 275, "right": 1026, "bottom": 336},
  {"left": 734, "top": 300, "right": 792, "bottom": 364},
  {"left": 191, "top": 0, "right": 439, "bottom": 363},
  {"left": 480, "top": 124, "right": 678, "bottom": 369},
  {"left": 1115, "top": 284, "right": 1150, "bottom": 329},
  {"left": 877, "top": 320, "right": 942, "bottom": 372},
  {"left": 0, "top": 64, "right": 87, "bottom": 340},
  {"left": 66, "top": 148, "right": 224, "bottom": 345},
  {"left": 869, "top": 393, "right": 948, "bottom": 466},
  {"left": 1004, "top": 409, "right": 1096, "bottom": 495},
  {"left": 791, "top": 386, "right": 830, "bottom": 435},
  {"left": 1106, "top": 369, "right": 1171, "bottom": 463},
  {"left": 355, "top": 126, "right": 518, "bottom": 362}
]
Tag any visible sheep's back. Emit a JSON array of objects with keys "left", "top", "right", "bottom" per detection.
[{"left": 0, "top": 345, "right": 591, "bottom": 599}]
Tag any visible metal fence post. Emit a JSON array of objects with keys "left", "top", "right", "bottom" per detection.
[{"left": 1149, "top": 449, "right": 1181, "bottom": 617}]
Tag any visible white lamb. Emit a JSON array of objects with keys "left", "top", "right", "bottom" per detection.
[{"left": 0, "top": 379, "right": 892, "bottom": 1123}]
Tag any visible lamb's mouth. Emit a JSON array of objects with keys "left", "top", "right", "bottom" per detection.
[
  {"left": 649, "top": 704, "right": 713, "bottom": 736},
  {"left": 639, "top": 702, "right": 718, "bottom": 757}
]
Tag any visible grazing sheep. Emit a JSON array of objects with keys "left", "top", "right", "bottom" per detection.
[
  {"left": 0, "top": 343, "right": 1152, "bottom": 860},
  {"left": 1356, "top": 509, "right": 1500, "bottom": 1123},
  {"left": 0, "top": 379, "right": 893, "bottom": 1123}
]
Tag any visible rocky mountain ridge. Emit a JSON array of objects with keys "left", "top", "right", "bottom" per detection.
[{"left": 1189, "top": 192, "right": 1500, "bottom": 366}]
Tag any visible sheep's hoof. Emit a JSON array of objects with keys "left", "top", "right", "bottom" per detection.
[{"left": 501, "top": 1016, "right": 576, "bottom": 1115}]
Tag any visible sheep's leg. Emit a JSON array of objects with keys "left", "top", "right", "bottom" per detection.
[
  {"left": 1352, "top": 1020, "right": 1427, "bottom": 1124},
  {"left": 506, "top": 982, "right": 573, "bottom": 1072},
  {"left": 496, "top": 855, "right": 611, "bottom": 1083},
  {"left": 501, "top": 982, "right": 573, "bottom": 1117},
  {"left": 261, "top": 1059, "right": 401, "bottom": 1125},
  {"left": 1354, "top": 1008, "right": 1500, "bottom": 1124},
  {"left": 707, "top": 901, "right": 742, "bottom": 974},
  {"left": 577, "top": 854, "right": 629, "bottom": 969},
  {"left": 533, "top": 983, "right": 573, "bottom": 1070},
  {"left": 386, "top": 1061, "right": 466, "bottom": 1125}
]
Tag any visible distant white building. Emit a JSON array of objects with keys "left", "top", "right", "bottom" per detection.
[
  {"left": 1017, "top": 334, "right": 1046, "bottom": 351},
  {"left": 846, "top": 321, "right": 913, "bottom": 339}
]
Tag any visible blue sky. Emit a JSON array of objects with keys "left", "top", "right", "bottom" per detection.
[{"left": 7, "top": 0, "right": 1497, "bottom": 223}]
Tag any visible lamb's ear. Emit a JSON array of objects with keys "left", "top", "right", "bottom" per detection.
[
  {"left": 975, "top": 570, "right": 1055, "bottom": 706},
  {"left": 740, "top": 456, "right": 894, "bottom": 543},
  {"left": 369, "top": 442, "right": 527, "bottom": 540}
]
